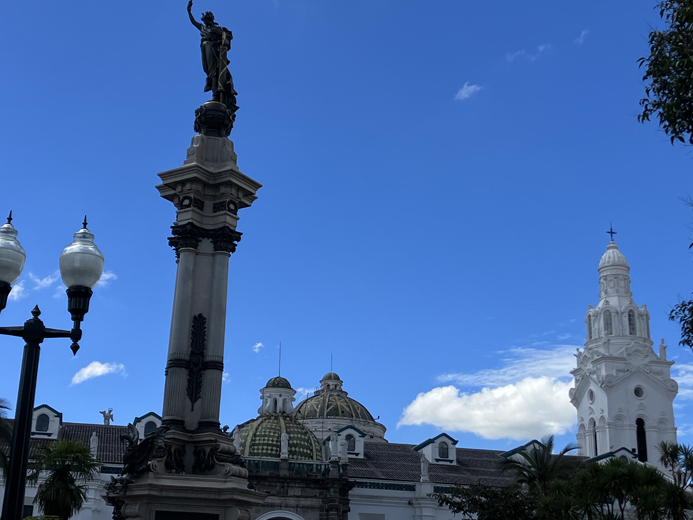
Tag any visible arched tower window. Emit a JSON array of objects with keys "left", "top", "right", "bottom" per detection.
[
  {"left": 636, "top": 418, "right": 648, "bottom": 462},
  {"left": 35, "top": 414, "right": 49, "bottom": 432},
  {"left": 346, "top": 434, "right": 355, "bottom": 452},
  {"left": 272, "top": 398, "right": 278, "bottom": 413},
  {"left": 589, "top": 418, "right": 597, "bottom": 456},
  {"left": 438, "top": 442, "right": 449, "bottom": 459},
  {"left": 604, "top": 310, "right": 613, "bottom": 336},
  {"left": 628, "top": 310, "right": 636, "bottom": 336},
  {"left": 144, "top": 421, "right": 157, "bottom": 436},
  {"left": 587, "top": 315, "right": 593, "bottom": 341}
]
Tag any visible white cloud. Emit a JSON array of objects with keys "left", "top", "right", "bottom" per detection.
[
  {"left": 574, "top": 29, "right": 590, "bottom": 45},
  {"left": 454, "top": 82, "right": 482, "bottom": 101},
  {"left": 97, "top": 271, "right": 118, "bottom": 288},
  {"left": 673, "top": 363, "right": 693, "bottom": 399},
  {"left": 252, "top": 342, "right": 264, "bottom": 353},
  {"left": 398, "top": 377, "right": 575, "bottom": 440},
  {"left": 294, "top": 387, "right": 314, "bottom": 401},
  {"left": 506, "top": 44, "right": 552, "bottom": 62},
  {"left": 8, "top": 280, "right": 26, "bottom": 301},
  {"left": 71, "top": 361, "right": 125, "bottom": 385},
  {"left": 437, "top": 345, "right": 577, "bottom": 387},
  {"left": 222, "top": 371, "right": 230, "bottom": 383},
  {"left": 29, "top": 271, "right": 59, "bottom": 290},
  {"left": 399, "top": 344, "right": 579, "bottom": 440},
  {"left": 52, "top": 284, "right": 66, "bottom": 299}
]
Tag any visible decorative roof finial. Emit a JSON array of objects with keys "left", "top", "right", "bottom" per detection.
[
  {"left": 607, "top": 224, "right": 617, "bottom": 242},
  {"left": 82, "top": 215, "right": 88, "bottom": 229},
  {"left": 7, "top": 211, "right": 12, "bottom": 224}
]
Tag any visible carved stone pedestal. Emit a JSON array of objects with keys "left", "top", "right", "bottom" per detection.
[{"left": 107, "top": 471, "right": 265, "bottom": 520}]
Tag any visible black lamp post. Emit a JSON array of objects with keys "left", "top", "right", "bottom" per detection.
[{"left": 0, "top": 215, "right": 104, "bottom": 520}]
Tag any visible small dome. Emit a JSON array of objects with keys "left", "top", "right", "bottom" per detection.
[
  {"left": 599, "top": 242, "right": 629, "bottom": 269},
  {"left": 236, "top": 413, "right": 322, "bottom": 461},
  {"left": 295, "top": 392, "right": 374, "bottom": 422},
  {"left": 322, "top": 372, "right": 341, "bottom": 381},
  {"left": 266, "top": 376, "right": 291, "bottom": 389}
]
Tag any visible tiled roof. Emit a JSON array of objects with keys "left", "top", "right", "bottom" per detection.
[
  {"left": 59, "top": 423, "right": 128, "bottom": 464},
  {"left": 0, "top": 419, "right": 127, "bottom": 465},
  {"left": 348, "top": 442, "right": 514, "bottom": 487}
]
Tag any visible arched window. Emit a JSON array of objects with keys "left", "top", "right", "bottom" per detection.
[
  {"left": 273, "top": 398, "right": 278, "bottom": 413},
  {"left": 628, "top": 310, "right": 636, "bottom": 336},
  {"left": 35, "top": 414, "right": 49, "bottom": 432},
  {"left": 438, "top": 442, "right": 449, "bottom": 459},
  {"left": 636, "top": 418, "right": 648, "bottom": 462},
  {"left": 144, "top": 421, "right": 157, "bottom": 436},
  {"left": 604, "top": 310, "right": 613, "bottom": 336},
  {"left": 589, "top": 418, "right": 597, "bottom": 456},
  {"left": 587, "top": 315, "right": 593, "bottom": 340},
  {"left": 346, "top": 434, "right": 355, "bottom": 452}
]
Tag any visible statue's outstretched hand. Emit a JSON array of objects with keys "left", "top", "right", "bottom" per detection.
[{"left": 187, "top": 0, "right": 193, "bottom": 12}]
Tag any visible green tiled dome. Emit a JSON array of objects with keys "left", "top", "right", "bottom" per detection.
[
  {"left": 266, "top": 376, "right": 292, "bottom": 388},
  {"left": 295, "top": 392, "right": 374, "bottom": 421},
  {"left": 237, "top": 413, "right": 322, "bottom": 461}
]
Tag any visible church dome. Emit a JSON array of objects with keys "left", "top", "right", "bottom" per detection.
[
  {"left": 236, "top": 413, "right": 322, "bottom": 461},
  {"left": 266, "top": 376, "right": 291, "bottom": 388},
  {"left": 599, "top": 242, "right": 629, "bottom": 269},
  {"left": 322, "top": 372, "right": 341, "bottom": 381},
  {"left": 295, "top": 392, "right": 375, "bottom": 421}
]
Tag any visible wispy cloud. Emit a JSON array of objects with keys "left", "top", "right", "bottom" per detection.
[
  {"left": 8, "top": 280, "right": 26, "bottom": 301},
  {"left": 574, "top": 29, "right": 590, "bottom": 45},
  {"left": 71, "top": 361, "right": 126, "bottom": 385},
  {"left": 454, "top": 82, "right": 482, "bottom": 101},
  {"left": 399, "top": 344, "right": 579, "bottom": 440},
  {"left": 506, "top": 44, "right": 552, "bottom": 62},
  {"left": 252, "top": 342, "right": 264, "bottom": 353},
  {"left": 222, "top": 371, "right": 230, "bottom": 383},
  {"left": 294, "top": 387, "right": 314, "bottom": 401},
  {"left": 673, "top": 363, "right": 693, "bottom": 400},
  {"left": 29, "top": 271, "right": 59, "bottom": 290},
  {"left": 437, "top": 345, "right": 577, "bottom": 387},
  {"left": 97, "top": 271, "right": 118, "bottom": 288}
]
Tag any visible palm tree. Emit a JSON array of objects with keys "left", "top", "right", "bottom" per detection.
[
  {"left": 657, "top": 441, "right": 693, "bottom": 520},
  {"left": 26, "top": 439, "right": 99, "bottom": 520},
  {"left": 0, "top": 398, "right": 12, "bottom": 477},
  {"left": 501, "top": 435, "right": 579, "bottom": 496}
]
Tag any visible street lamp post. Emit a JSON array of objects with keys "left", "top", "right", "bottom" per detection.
[{"left": 0, "top": 215, "right": 104, "bottom": 520}]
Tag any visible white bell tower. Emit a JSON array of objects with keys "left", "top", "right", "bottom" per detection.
[{"left": 570, "top": 238, "right": 678, "bottom": 468}]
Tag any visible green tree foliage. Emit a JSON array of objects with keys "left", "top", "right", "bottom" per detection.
[
  {"left": 436, "top": 446, "right": 693, "bottom": 519},
  {"left": 638, "top": 1, "right": 693, "bottom": 145},
  {"left": 669, "top": 296, "right": 693, "bottom": 351},
  {"left": 432, "top": 482, "right": 535, "bottom": 520},
  {"left": 26, "top": 439, "right": 99, "bottom": 520}
]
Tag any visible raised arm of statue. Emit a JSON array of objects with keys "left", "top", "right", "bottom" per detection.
[{"left": 187, "top": 0, "right": 203, "bottom": 30}]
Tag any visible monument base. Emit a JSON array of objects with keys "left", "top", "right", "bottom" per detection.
[{"left": 107, "top": 472, "right": 266, "bottom": 520}]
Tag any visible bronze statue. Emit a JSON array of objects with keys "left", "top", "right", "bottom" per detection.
[{"left": 187, "top": 0, "right": 238, "bottom": 115}]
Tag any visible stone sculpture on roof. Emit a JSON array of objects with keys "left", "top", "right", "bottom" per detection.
[{"left": 99, "top": 408, "right": 113, "bottom": 426}]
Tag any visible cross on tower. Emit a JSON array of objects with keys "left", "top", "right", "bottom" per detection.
[{"left": 606, "top": 224, "right": 617, "bottom": 241}]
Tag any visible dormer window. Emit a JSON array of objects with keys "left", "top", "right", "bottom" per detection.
[
  {"left": 628, "top": 310, "right": 636, "bottom": 336},
  {"left": 144, "top": 420, "right": 157, "bottom": 436},
  {"left": 36, "top": 414, "right": 49, "bottom": 432},
  {"left": 438, "top": 442, "right": 449, "bottom": 459},
  {"left": 346, "top": 434, "right": 355, "bottom": 452},
  {"left": 604, "top": 310, "right": 613, "bottom": 336}
]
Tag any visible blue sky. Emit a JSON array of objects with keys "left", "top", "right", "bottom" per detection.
[{"left": 1, "top": 0, "right": 693, "bottom": 453}]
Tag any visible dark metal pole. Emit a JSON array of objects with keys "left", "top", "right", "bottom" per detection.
[{"left": 1, "top": 341, "right": 41, "bottom": 520}]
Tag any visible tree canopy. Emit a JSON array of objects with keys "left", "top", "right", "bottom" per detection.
[{"left": 639, "top": 1, "right": 693, "bottom": 145}]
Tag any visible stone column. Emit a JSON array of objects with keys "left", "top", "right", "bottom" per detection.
[{"left": 157, "top": 134, "right": 261, "bottom": 433}]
